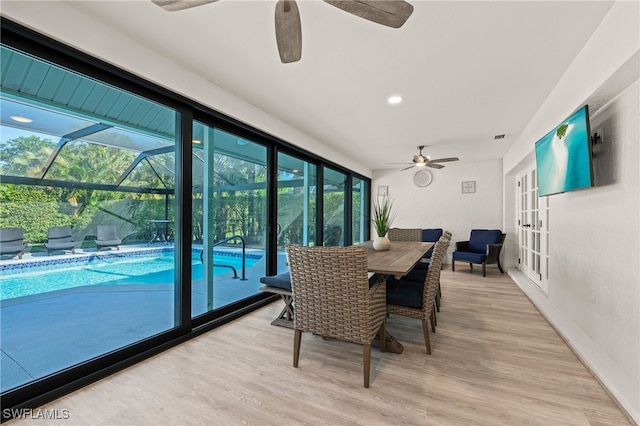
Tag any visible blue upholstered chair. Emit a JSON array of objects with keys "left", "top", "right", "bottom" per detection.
[
  {"left": 451, "top": 229, "right": 505, "bottom": 277},
  {"left": 386, "top": 236, "right": 450, "bottom": 354}
]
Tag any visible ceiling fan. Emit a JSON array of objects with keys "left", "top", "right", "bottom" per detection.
[
  {"left": 390, "top": 145, "right": 460, "bottom": 170},
  {"left": 151, "top": 0, "right": 414, "bottom": 63}
]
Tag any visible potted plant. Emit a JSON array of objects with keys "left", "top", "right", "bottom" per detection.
[{"left": 371, "top": 194, "right": 395, "bottom": 251}]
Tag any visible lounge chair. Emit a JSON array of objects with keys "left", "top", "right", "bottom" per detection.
[
  {"left": 0, "top": 227, "right": 28, "bottom": 259},
  {"left": 96, "top": 225, "right": 122, "bottom": 251},
  {"left": 44, "top": 226, "right": 76, "bottom": 255}
]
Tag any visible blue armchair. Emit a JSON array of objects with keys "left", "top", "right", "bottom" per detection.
[{"left": 452, "top": 229, "right": 505, "bottom": 277}]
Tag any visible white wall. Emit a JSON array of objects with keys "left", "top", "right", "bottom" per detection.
[
  {"left": 372, "top": 159, "right": 503, "bottom": 263},
  {"left": 502, "top": 2, "right": 640, "bottom": 422}
]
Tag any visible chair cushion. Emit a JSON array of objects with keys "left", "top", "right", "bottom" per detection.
[
  {"left": 401, "top": 268, "right": 427, "bottom": 283},
  {"left": 421, "top": 229, "right": 442, "bottom": 259},
  {"left": 386, "top": 276, "right": 423, "bottom": 308},
  {"left": 468, "top": 229, "right": 503, "bottom": 254},
  {"left": 421, "top": 228, "right": 443, "bottom": 242},
  {"left": 452, "top": 251, "right": 486, "bottom": 263},
  {"left": 259, "top": 272, "right": 291, "bottom": 291}
]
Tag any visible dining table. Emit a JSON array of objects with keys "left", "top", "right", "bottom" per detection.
[{"left": 360, "top": 240, "right": 434, "bottom": 279}]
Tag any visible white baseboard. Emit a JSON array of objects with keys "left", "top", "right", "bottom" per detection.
[{"left": 508, "top": 268, "right": 639, "bottom": 425}]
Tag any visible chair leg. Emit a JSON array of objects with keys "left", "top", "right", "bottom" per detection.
[
  {"left": 451, "top": 258, "right": 456, "bottom": 271},
  {"left": 421, "top": 319, "right": 432, "bottom": 354},
  {"left": 497, "top": 259, "right": 504, "bottom": 273},
  {"left": 293, "top": 329, "right": 302, "bottom": 367},
  {"left": 363, "top": 344, "right": 372, "bottom": 388},
  {"left": 435, "top": 291, "right": 440, "bottom": 312},
  {"left": 430, "top": 310, "right": 436, "bottom": 332},
  {"left": 482, "top": 263, "right": 486, "bottom": 277}
]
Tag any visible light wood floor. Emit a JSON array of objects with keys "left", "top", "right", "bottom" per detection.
[{"left": 11, "top": 267, "right": 630, "bottom": 425}]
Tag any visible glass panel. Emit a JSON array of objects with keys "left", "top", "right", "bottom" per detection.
[
  {"left": 0, "top": 50, "right": 178, "bottom": 393},
  {"left": 191, "top": 124, "right": 267, "bottom": 318},
  {"left": 276, "top": 152, "right": 317, "bottom": 260},
  {"left": 323, "top": 167, "right": 346, "bottom": 246},
  {"left": 352, "top": 178, "right": 368, "bottom": 244}
]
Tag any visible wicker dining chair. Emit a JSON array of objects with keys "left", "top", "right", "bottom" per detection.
[
  {"left": 385, "top": 237, "right": 448, "bottom": 354},
  {"left": 387, "top": 228, "right": 422, "bottom": 242},
  {"left": 285, "top": 244, "right": 387, "bottom": 388}
]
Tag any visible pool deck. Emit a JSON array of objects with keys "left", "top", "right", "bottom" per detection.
[{"left": 0, "top": 244, "right": 283, "bottom": 394}]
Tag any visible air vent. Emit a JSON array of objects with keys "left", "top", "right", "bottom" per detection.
[{"left": 494, "top": 134, "right": 506, "bottom": 140}]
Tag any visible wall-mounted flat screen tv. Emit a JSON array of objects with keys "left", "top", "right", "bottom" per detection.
[{"left": 535, "top": 105, "right": 594, "bottom": 196}]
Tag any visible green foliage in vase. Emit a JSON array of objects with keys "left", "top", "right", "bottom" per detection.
[{"left": 372, "top": 195, "right": 395, "bottom": 237}]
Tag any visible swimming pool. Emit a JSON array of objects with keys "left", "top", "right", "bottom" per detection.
[{"left": 0, "top": 251, "right": 261, "bottom": 301}]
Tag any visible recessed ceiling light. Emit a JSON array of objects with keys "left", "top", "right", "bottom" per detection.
[
  {"left": 292, "top": 169, "right": 299, "bottom": 173},
  {"left": 10, "top": 115, "right": 33, "bottom": 123},
  {"left": 387, "top": 95, "right": 403, "bottom": 105},
  {"left": 192, "top": 139, "right": 202, "bottom": 144}
]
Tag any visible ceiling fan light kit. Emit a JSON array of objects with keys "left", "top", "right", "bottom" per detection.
[
  {"left": 151, "top": 0, "right": 414, "bottom": 63},
  {"left": 391, "top": 145, "right": 460, "bottom": 171}
]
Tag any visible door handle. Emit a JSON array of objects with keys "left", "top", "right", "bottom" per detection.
[{"left": 523, "top": 224, "right": 531, "bottom": 228}]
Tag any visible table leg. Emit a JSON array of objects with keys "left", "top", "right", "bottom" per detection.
[
  {"left": 372, "top": 333, "right": 404, "bottom": 354},
  {"left": 147, "top": 224, "right": 159, "bottom": 245}
]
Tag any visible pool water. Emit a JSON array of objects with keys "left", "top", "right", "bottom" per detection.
[{"left": 0, "top": 252, "right": 260, "bottom": 300}]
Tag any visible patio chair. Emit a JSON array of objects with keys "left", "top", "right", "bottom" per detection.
[
  {"left": 286, "top": 244, "right": 387, "bottom": 388},
  {"left": 0, "top": 227, "right": 28, "bottom": 259},
  {"left": 387, "top": 228, "right": 422, "bottom": 242},
  {"left": 44, "top": 226, "right": 76, "bottom": 255},
  {"left": 452, "top": 229, "right": 505, "bottom": 277},
  {"left": 96, "top": 225, "right": 122, "bottom": 251},
  {"left": 386, "top": 236, "right": 449, "bottom": 354}
]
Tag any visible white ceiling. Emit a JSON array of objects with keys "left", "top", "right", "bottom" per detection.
[{"left": 61, "top": 0, "right": 613, "bottom": 170}]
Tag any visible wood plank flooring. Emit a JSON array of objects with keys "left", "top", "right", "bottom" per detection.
[{"left": 10, "top": 267, "right": 630, "bottom": 425}]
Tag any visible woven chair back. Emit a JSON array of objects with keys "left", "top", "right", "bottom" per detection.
[
  {"left": 285, "top": 244, "right": 386, "bottom": 345},
  {"left": 388, "top": 228, "right": 422, "bottom": 242}
]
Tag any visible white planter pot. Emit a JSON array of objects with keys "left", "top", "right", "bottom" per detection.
[{"left": 373, "top": 236, "right": 391, "bottom": 251}]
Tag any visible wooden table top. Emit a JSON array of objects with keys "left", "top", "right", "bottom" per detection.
[{"left": 359, "top": 240, "right": 434, "bottom": 278}]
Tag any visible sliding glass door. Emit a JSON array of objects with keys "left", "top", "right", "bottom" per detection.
[
  {"left": 192, "top": 123, "right": 267, "bottom": 317},
  {"left": 323, "top": 167, "right": 346, "bottom": 246},
  {"left": 0, "top": 45, "right": 180, "bottom": 393},
  {"left": 276, "top": 152, "right": 317, "bottom": 271}
]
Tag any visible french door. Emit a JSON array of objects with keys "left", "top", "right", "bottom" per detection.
[{"left": 516, "top": 162, "right": 549, "bottom": 293}]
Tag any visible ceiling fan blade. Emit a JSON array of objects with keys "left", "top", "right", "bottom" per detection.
[
  {"left": 429, "top": 157, "right": 460, "bottom": 163},
  {"left": 151, "top": 0, "right": 218, "bottom": 12},
  {"left": 275, "top": 0, "right": 302, "bottom": 63},
  {"left": 426, "top": 163, "right": 445, "bottom": 169},
  {"left": 323, "top": 0, "right": 414, "bottom": 28},
  {"left": 401, "top": 165, "right": 415, "bottom": 171}
]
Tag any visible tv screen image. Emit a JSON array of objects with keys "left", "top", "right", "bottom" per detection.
[{"left": 535, "top": 105, "right": 593, "bottom": 196}]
